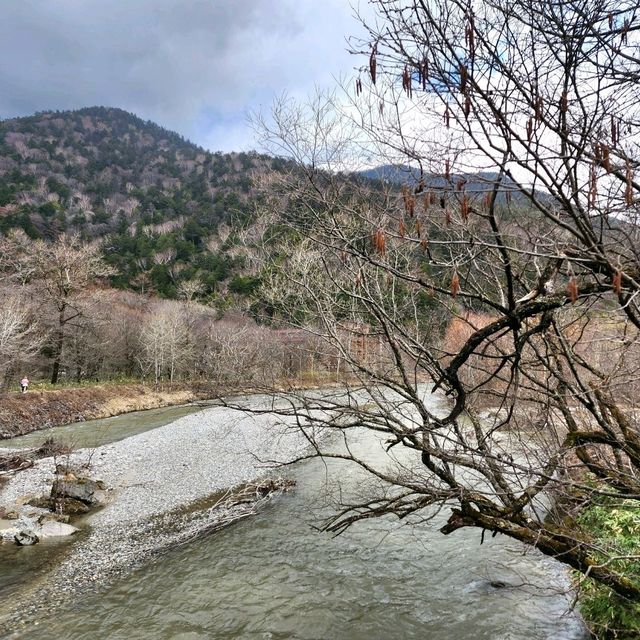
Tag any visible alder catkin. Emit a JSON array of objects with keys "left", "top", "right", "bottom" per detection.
[
  {"left": 369, "top": 45, "right": 377, "bottom": 85},
  {"left": 613, "top": 269, "right": 622, "bottom": 295},
  {"left": 451, "top": 272, "right": 460, "bottom": 297}
]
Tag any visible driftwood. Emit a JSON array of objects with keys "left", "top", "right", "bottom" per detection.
[
  {"left": 171, "top": 477, "right": 296, "bottom": 548},
  {"left": 0, "top": 453, "right": 33, "bottom": 473}
]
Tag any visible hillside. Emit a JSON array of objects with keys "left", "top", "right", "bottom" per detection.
[{"left": 0, "top": 107, "right": 284, "bottom": 299}]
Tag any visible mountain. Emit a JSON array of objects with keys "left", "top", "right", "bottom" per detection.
[
  {"left": 0, "top": 107, "right": 285, "bottom": 299},
  {"left": 358, "top": 164, "right": 538, "bottom": 205}
]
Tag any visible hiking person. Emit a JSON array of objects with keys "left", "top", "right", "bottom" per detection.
[{"left": 20, "top": 376, "right": 29, "bottom": 393}]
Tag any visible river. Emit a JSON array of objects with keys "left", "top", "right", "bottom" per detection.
[{"left": 2, "top": 392, "right": 587, "bottom": 639}]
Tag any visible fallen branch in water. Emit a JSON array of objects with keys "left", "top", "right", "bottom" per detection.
[{"left": 162, "top": 477, "right": 296, "bottom": 550}]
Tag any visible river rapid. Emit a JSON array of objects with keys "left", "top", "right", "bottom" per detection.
[{"left": 3, "top": 391, "right": 587, "bottom": 640}]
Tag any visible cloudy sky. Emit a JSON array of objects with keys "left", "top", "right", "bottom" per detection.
[{"left": 0, "top": 1, "right": 369, "bottom": 152}]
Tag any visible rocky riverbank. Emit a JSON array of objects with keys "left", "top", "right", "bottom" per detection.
[{"left": 0, "top": 400, "right": 318, "bottom": 632}]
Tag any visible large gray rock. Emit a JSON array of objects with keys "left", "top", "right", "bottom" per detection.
[
  {"left": 51, "top": 476, "right": 106, "bottom": 506},
  {"left": 0, "top": 515, "right": 78, "bottom": 543},
  {"left": 38, "top": 521, "right": 78, "bottom": 538},
  {"left": 14, "top": 529, "right": 39, "bottom": 546},
  {"left": 13, "top": 516, "right": 40, "bottom": 545}
]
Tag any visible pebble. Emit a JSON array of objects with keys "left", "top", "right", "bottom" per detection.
[{"left": 0, "top": 402, "right": 321, "bottom": 628}]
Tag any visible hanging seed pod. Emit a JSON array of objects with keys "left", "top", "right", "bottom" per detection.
[
  {"left": 567, "top": 276, "right": 579, "bottom": 303},
  {"left": 625, "top": 159, "right": 634, "bottom": 207},
  {"left": 603, "top": 144, "right": 611, "bottom": 172},
  {"left": 445, "top": 158, "right": 451, "bottom": 181},
  {"left": 455, "top": 178, "right": 465, "bottom": 191},
  {"left": 416, "top": 219, "right": 422, "bottom": 238},
  {"left": 465, "top": 24, "right": 475, "bottom": 56},
  {"left": 355, "top": 271, "right": 362, "bottom": 287},
  {"left": 459, "top": 64, "right": 468, "bottom": 94},
  {"left": 420, "top": 58, "right": 429, "bottom": 90},
  {"left": 379, "top": 100, "right": 384, "bottom": 115},
  {"left": 464, "top": 94, "right": 471, "bottom": 118},
  {"left": 526, "top": 117, "right": 533, "bottom": 142},
  {"left": 402, "top": 66, "right": 412, "bottom": 97},
  {"left": 355, "top": 78, "right": 362, "bottom": 96},
  {"left": 439, "top": 194, "right": 446, "bottom": 209},
  {"left": 445, "top": 209, "right": 452, "bottom": 227},
  {"left": 451, "top": 271, "right": 461, "bottom": 297},
  {"left": 611, "top": 115, "right": 617, "bottom": 147},
  {"left": 483, "top": 191, "right": 492, "bottom": 211},
  {"left": 407, "top": 194, "right": 416, "bottom": 217},
  {"left": 506, "top": 190, "right": 512, "bottom": 205},
  {"left": 460, "top": 194, "right": 470, "bottom": 222},
  {"left": 369, "top": 45, "right": 377, "bottom": 85},
  {"left": 608, "top": 12, "right": 614, "bottom": 30},
  {"left": 429, "top": 190, "right": 437, "bottom": 207},
  {"left": 373, "top": 228, "right": 386, "bottom": 256},
  {"left": 415, "top": 178, "right": 425, "bottom": 194},
  {"left": 402, "top": 184, "right": 410, "bottom": 209},
  {"left": 399, "top": 218, "right": 406, "bottom": 238},
  {"left": 444, "top": 105, "right": 451, "bottom": 128},
  {"left": 613, "top": 269, "right": 623, "bottom": 295},
  {"left": 560, "top": 90, "right": 568, "bottom": 114},
  {"left": 534, "top": 96, "right": 544, "bottom": 123},
  {"left": 420, "top": 238, "right": 429, "bottom": 251}
]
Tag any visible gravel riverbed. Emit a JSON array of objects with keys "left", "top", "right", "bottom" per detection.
[{"left": 0, "top": 401, "right": 319, "bottom": 630}]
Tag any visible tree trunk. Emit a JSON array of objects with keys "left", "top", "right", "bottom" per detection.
[
  {"left": 442, "top": 508, "right": 640, "bottom": 601},
  {"left": 51, "top": 307, "right": 66, "bottom": 384},
  {"left": 50, "top": 328, "right": 64, "bottom": 384}
]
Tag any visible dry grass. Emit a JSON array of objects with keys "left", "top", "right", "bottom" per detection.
[
  {"left": 0, "top": 383, "right": 210, "bottom": 440},
  {"left": 90, "top": 389, "right": 197, "bottom": 420}
]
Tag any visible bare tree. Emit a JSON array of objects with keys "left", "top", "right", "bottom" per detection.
[
  {"left": 0, "top": 232, "right": 115, "bottom": 383},
  {"left": 250, "top": 0, "right": 640, "bottom": 603},
  {"left": 139, "top": 300, "right": 194, "bottom": 385},
  {"left": 0, "top": 288, "right": 47, "bottom": 390}
]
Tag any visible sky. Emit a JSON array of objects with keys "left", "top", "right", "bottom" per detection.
[{"left": 0, "top": 1, "right": 369, "bottom": 153}]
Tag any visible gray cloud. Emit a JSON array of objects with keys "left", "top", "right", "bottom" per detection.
[{"left": 0, "top": 0, "right": 363, "bottom": 150}]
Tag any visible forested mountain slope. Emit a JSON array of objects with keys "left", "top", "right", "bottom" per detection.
[{"left": 0, "top": 107, "right": 283, "bottom": 299}]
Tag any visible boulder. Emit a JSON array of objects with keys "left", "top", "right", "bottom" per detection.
[
  {"left": 51, "top": 476, "right": 106, "bottom": 506},
  {"left": 14, "top": 530, "right": 39, "bottom": 546},
  {"left": 38, "top": 521, "right": 78, "bottom": 538},
  {"left": 53, "top": 497, "right": 90, "bottom": 516},
  {"left": 13, "top": 516, "right": 40, "bottom": 546},
  {"left": 22, "top": 501, "right": 72, "bottom": 523},
  {"left": 0, "top": 515, "right": 78, "bottom": 543},
  {"left": 26, "top": 496, "right": 54, "bottom": 510}
]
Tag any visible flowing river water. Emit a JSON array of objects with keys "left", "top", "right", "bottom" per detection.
[{"left": 1, "top": 394, "right": 587, "bottom": 640}]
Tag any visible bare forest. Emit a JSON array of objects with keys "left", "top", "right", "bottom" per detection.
[{"left": 0, "top": 230, "right": 341, "bottom": 392}]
